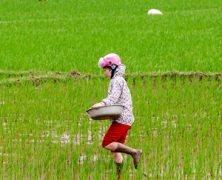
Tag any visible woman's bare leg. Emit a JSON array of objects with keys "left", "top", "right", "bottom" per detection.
[
  {"left": 112, "top": 152, "right": 123, "bottom": 179},
  {"left": 112, "top": 152, "right": 123, "bottom": 163},
  {"left": 105, "top": 142, "right": 142, "bottom": 169}
]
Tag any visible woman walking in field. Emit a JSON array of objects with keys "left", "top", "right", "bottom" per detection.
[{"left": 92, "top": 53, "right": 142, "bottom": 177}]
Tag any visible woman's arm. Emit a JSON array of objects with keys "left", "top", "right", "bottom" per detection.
[{"left": 102, "top": 78, "right": 123, "bottom": 106}]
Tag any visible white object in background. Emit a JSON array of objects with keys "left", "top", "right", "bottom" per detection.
[{"left": 147, "top": 9, "right": 163, "bottom": 15}]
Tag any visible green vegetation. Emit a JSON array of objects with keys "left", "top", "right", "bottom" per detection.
[
  {"left": 1, "top": 78, "right": 222, "bottom": 178},
  {"left": 1, "top": 0, "right": 222, "bottom": 179},
  {"left": 0, "top": 0, "right": 222, "bottom": 72}
]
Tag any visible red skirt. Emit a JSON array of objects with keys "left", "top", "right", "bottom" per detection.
[{"left": 102, "top": 122, "right": 131, "bottom": 147}]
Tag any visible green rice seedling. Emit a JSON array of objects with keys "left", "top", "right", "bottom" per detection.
[
  {"left": 0, "top": 0, "right": 222, "bottom": 73},
  {"left": 1, "top": 76, "right": 222, "bottom": 178}
]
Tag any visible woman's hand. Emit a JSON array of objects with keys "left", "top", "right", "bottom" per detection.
[{"left": 92, "top": 102, "right": 105, "bottom": 108}]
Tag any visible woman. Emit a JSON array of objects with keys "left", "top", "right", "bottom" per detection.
[{"left": 92, "top": 53, "right": 142, "bottom": 177}]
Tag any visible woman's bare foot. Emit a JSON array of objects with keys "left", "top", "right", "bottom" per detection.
[{"left": 132, "top": 150, "right": 142, "bottom": 169}]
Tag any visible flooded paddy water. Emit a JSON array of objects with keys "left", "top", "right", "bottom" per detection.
[{"left": 1, "top": 76, "right": 222, "bottom": 179}]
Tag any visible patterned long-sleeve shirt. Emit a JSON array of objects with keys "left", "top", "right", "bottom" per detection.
[{"left": 102, "top": 64, "right": 134, "bottom": 126}]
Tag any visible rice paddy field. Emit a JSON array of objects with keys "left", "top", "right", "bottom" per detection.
[
  {"left": 1, "top": 0, "right": 222, "bottom": 179},
  {"left": 1, "top": 0, "right": 222, "bottom": 73}
]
